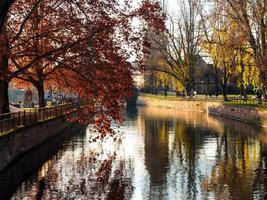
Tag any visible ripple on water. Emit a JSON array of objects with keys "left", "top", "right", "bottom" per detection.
[{"left": 4, "top": 106, "right": 267, "bottom": 200}]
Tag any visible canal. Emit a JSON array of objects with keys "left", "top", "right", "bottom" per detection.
[{"left": 1, "top": 106, "right": 267, "bottom": 200}]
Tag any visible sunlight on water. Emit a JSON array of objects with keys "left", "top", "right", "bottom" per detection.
[{"left": 4, "top": 106, "right": 267, "bottom": 200}]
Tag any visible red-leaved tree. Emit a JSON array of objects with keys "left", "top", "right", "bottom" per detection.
[{"left": 1, "top": 0, "right": 165, "bottom": 134}]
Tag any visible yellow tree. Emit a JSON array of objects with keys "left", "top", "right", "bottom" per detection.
[
  {"left": 202, "top": 6, "right": 241, "bottom": 100},
  {"left": 220, "top": 0, "right": 266, "bottom": 98},
  {"left": 234, "top": 45, "right": 258, "bottom": 101}
]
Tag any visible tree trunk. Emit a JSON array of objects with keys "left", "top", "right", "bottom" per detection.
[
  {"left": 0, "top": 17, "right": 10, "bottom": 114},
  {"left": 36, "top": 83, "right": 45, "bottom": 108},
  {"left": 215, "top": 76, "right": 220, "bottom": 96},
  {"left": 222, "top": 85, "right": 228, "bottom": 101},
  {"left": 0, "top": 78, "right": 9, "bottom": 114},
  {"left": 0, "top": 44, "right": 10, "bottom": 114},
  {"left": 259, "top": 72, "right": 267, "bottom": 100},
  {"left": 164, "top": 89, "right": 167, "bottom": 96},
  {"left": 185, "top": 83, "right": 192, "bottom": 97},
  {"left": 164, "top": 84, "right": 168, "bottom": 96},
  {"left": 206, "top": 74, "right": 210, "bottom": 97},
  {"left": 238, "top": 52, "right": 248, "bottom": 101},
  {"left": 240, "top": 83, "right": 247, "bottom": 101},
  {"left": 0, "top": 0, "right": 15, "bottom": 33}
]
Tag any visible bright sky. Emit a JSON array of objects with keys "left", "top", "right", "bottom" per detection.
[
  {"left": 164, "top": 0, "right": 182, "bottom": 14},
  {"left": 127, "top": 0, "right": 187, "bottom": 63},
  {"left": 132, "top": 0, "right": 180, "bottom": 13}
]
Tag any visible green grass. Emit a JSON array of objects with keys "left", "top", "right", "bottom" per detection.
[
  {"left": 139, "top": 93, "right": 223, "bottom": 101},
  {"left": 21, "top": 108, "right": 36, "bottom": 112},
  {"left": 223, "top": 100, "right": 263, "bottom": 108},
  {"left": 139, "top": 93, "right": 185, "bottom": 101},
  {"left": 139, "top": 93, "right": 267, "bottom": 109}
]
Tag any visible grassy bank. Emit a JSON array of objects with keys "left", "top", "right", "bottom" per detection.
[{"left": 139, "top": 93, "right": 266, "bottom": 109}]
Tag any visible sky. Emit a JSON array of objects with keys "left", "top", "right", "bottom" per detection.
[
  {"left": 132, "top": 0, "right": 180, "bottom": 14},
  {"left": 126, "top": 0, "right": 182, "bottom": 62},
  {"left": 163, "top": 0, "right": 183, "bottom": 14}
]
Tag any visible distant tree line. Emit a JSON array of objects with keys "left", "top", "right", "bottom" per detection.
[{"left": 143, "top": 0, "right": 266, "bottom": 101}]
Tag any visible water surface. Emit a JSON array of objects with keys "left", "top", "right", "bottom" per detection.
[{"left": 3, "top": 106, "right": 267, "bottom": 200}]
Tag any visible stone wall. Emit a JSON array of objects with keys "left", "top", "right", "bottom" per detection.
[
  {"left": 138, "top": 96, "right": 267, "bottom": 127},
  {"left": 0, "top": 123, "right": 84, "bottom": 200},
  {"left": 207, "top": 102, "right": 267, "bottom": 126},
  {"left": 0, "top": 116, "right": 80, "bottom": 172},
  {"left": 137, "top": 96, "right": 208, "bottom": 112}
]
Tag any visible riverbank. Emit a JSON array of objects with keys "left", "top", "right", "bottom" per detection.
[
  {"left": 0, "top": 114, "right": 82, "bottom": 173},
  {"left": 0, "top": 123, "right": 84, "bottom": 200},
  {"left": 137, "top": 94, "right": 267, "bottom": 128}
]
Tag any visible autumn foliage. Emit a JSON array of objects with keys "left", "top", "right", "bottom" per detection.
[{"left": 0, "top": 0, "right": 165, "bottom": 133}]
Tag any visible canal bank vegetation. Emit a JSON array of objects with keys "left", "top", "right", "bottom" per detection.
[{"left": 138, "top": 93, "right": 267, "bottom": 109}]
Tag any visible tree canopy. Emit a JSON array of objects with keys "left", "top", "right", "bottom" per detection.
[{"left": 0, "top": 0, "right": 165, "bottom": 134}]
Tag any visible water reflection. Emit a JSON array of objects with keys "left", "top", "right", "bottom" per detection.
[
  {"left": 5, "top": 106, "right": 267, "bottom": 199},
  {"left": 136, "top": 107, "right": 267, "bottom": 200}
]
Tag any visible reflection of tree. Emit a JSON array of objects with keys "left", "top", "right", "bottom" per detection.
[
  {"left": 36, "top": 151, "right": 133, "bottom": 200},
  {"left": 139, "top": 107, "right": 267, "bottom": 200},
  {"left": 144, "top": 119, "right": 171, "bottom": 186},
  {"left": 10, "top": 106, "right": 267, "bottom": 200},
  {"left": 125, "top": 104, "right": 138, "bottom": 121},
  {"left": 203, "top": 125, "right": 261, "bottom": 200},
  {"left": 143, "top": 114, "right": 212, "bottom": 200},
  {"left": 251, "top": 144, "right": 267, "bottom": 200},
  {"left": 171, "top": 123, "right": 211, "bottom": 200},
  {"left": 11, "top": 132, "right": 133, "bottom": 200}
]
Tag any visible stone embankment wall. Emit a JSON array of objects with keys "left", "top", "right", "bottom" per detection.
[
  {"left": 0, "top": 116, "right": 80, "bottom": 172},
  {"left": 138, "top": 96, "right": 267, "bottom": 127}
]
